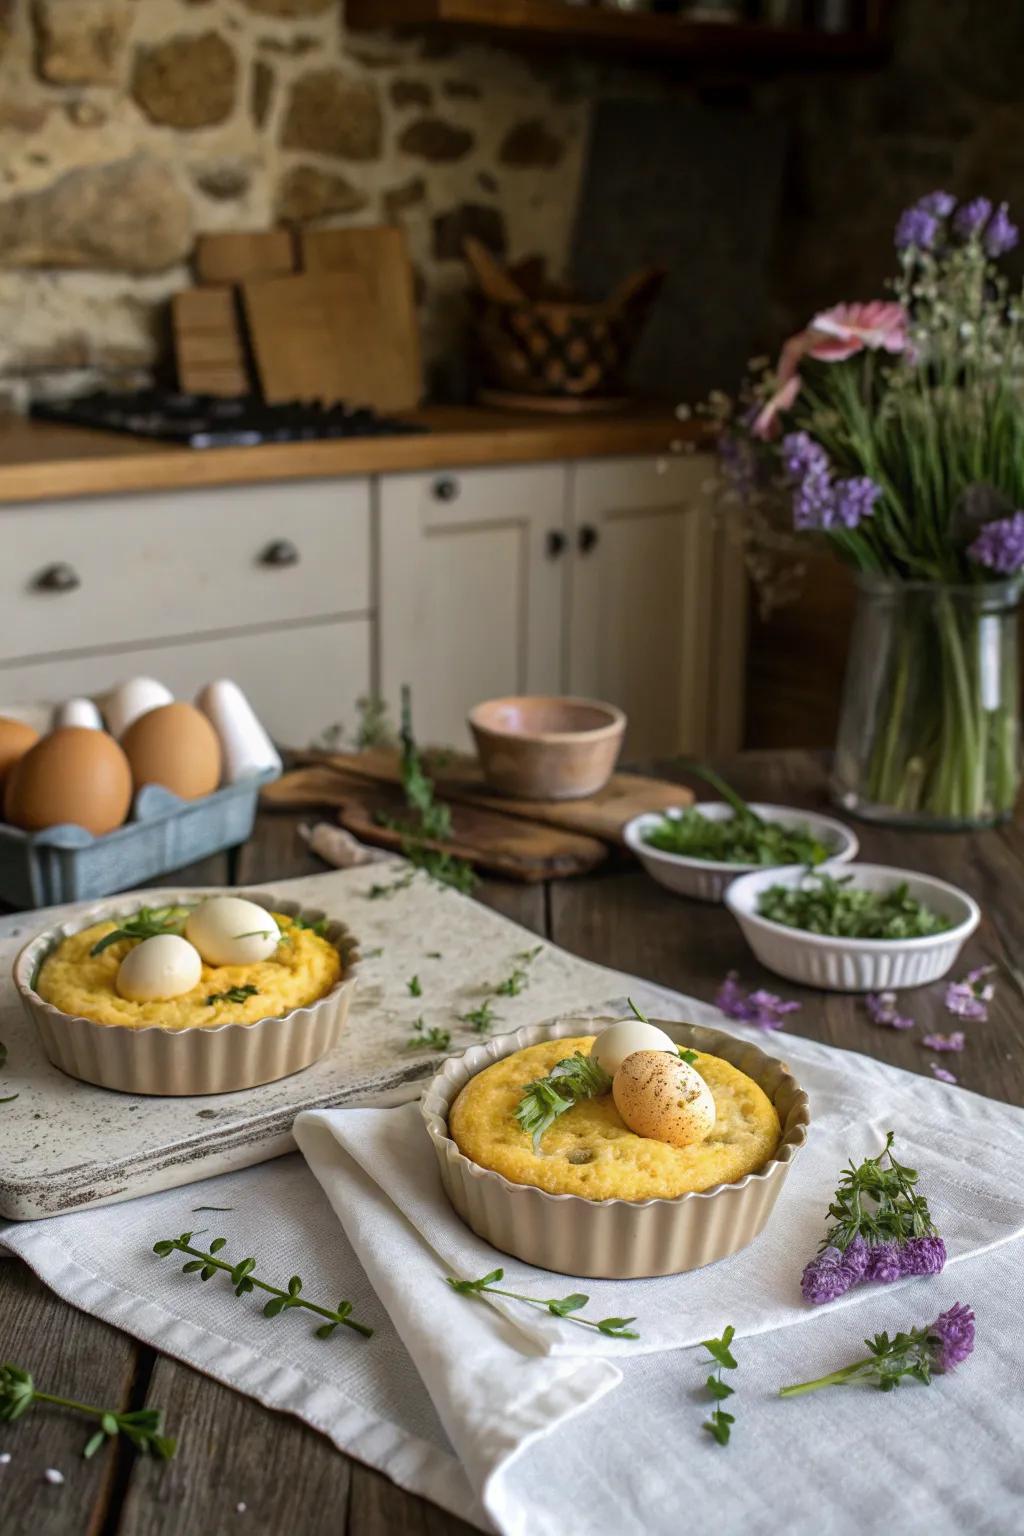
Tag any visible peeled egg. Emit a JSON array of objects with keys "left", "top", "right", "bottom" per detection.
[
  {"left": 116, "top": 934, "right": 203, "bottom": 1002},
  {"left": 195, "top": 679, "right": 281, "bottom": 783},
  {"left": 591, "top": 1016, "right": 678, "bottom": 1078},
  {"left": 185, "top": 895, "right": 280, "bottom": 967},
  {"left": 612, "top": 1050, "right": 717, "bottom": 1149},
  {"left": 4, "top": 726, "right": 132, "bottom": 835},
  {"left": 122, "top": 702, "right": 222, "bottom": 800},
  {"left": 101, "top": 677, "right": 174, "bottom": 739},
  {"left": 0, "top": 716, "right": 40, "bottom": 791}
]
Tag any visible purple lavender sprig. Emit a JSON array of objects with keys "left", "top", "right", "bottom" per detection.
[
  {"left": 779, "top": 1303, "right": 975, "bottom": 1398},
  {"left": 715, "top": 972, "right": 800, "bottom": 1032},
  {"left": 968, "top": 512, "right": 1024, "bottom": 576},
  {"left": 781, "top": 433, "right": 881, "bottom": 533},
  {"left": 800, "top": 1132, "right": 945, "bottom": 1305}
]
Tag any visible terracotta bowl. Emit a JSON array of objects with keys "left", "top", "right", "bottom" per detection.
[{"left": 468, "top": 695, "right": 626, "bottom": 800}]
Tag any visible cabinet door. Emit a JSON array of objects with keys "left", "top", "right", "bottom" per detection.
[
  {"left": 378, "top": 465, "right": 567, "bottom": 747},
  {"left": 568, "top": 454, "right": 745, "bottom": 759}
]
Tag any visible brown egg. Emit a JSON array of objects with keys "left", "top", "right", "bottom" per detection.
[
  {"left": 4, "top": 726, "right": 132, "bottom": 835},
  {"left": 0, "top": 716, "right": 40, "bottom": 789},
  {"left": 121, "top": 701, "right": 222, "bottom": 800}
]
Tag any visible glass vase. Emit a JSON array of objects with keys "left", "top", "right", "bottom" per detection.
[{"left": 831, "top": 574, "right": 1021, "bottom": 829}]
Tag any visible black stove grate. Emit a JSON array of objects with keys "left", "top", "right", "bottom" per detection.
[{"left": 31, "top": 390, "right": 428, "bottom": 449}]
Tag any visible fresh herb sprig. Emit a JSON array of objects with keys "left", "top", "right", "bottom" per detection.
[
  {"left": 0, "top": 1363, "right": 176, "bottom": 1461},
  {"left": 461, "top": 1000, "right": 498, "bottom": 1033},
  {"left": 494, "top": 967, "right": 529, "bottom": 997},
  {"left": 367, "top": 869, "right": 416, "bottom": 900},
  {"left": 819, "top": 1132, "right": 938, "bottom": 1253},
  {"left": 447, "top": 1268, "right": 638, "bottom": 1338},
  {"left": 515, "top": 1050, "right": 612, "bottom": 1152},
  {"left": 393, "top": 686, "right": 476, "bottom": 894},
  {"left": 406, "top": 1018, "right": 451, "bottom": 1051},
  {"left": 205, "top": 985, "right": 259, "bottom": 1007},
  {"left": 407, "top": 974, "right": 422, "bottom": 997},
  {"left": 153, "top": 1233, "right": 373, "bottom": 1340},
  {"left": 701, "top": 1326, "right": 738, "bottom": 1445},
  {"left": 779, "top": 1303, "right": 975, "bottom": 1398},
  {"left": 90, "top": 905, "right": 190, "bottom": 957},
  {"left": 757, "top": 871, "right": 951, "bottom": 940},
  {"left": 643, "top": 763, "right": 830, "bottom": 867}
]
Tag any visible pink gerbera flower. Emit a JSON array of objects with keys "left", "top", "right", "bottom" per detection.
[{"left": 808, "top": 301, "right": 908, "bottom": 360}]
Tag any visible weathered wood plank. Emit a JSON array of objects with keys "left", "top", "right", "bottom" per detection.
[
  {"left": 349, "top": 1462, "right": 482, "bottom": 1535},
  {"left": 0, "top": 1263, "right": 139, "bottom": 1536},
  {"left": 132, "top": 851, "right": 231, "bottom": 892},
  {"left": 234, "top": 811, "right": 330, "bottom": 886}
]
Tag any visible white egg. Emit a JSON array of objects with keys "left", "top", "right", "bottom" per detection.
[
  {"left": 195, "top": 679, "right": 281, "bottom": 783},
  {"left": 591, "top": 1017, "right": 678, "bottom": 1078},
  {"left": 185, "top": 896, "right": 280, "bottom": 967},
  {"left": 116, "top": 934, "right": 202, "bottom": 1002},
  {"left": 53, "top": 697, "right": 103, "bottom": 731},
  {"left": 612, "top": 1050, "right": 717, "bottom": 1149},
  {"left": 101, "top": 677, "right": 173, "bottom": 739}
]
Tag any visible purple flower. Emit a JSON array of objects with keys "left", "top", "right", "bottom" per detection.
[
  {"left": 928, "top": 1302, "right": 975, "bottom": 1372},
  {"left": 984, "top": 201, "right": 1019, "bottom": 257},
  {"left": 931, "top": 1063, "right": 958, "bottom": 1085},
  {"left": 968, "top": 511, "right": 1024, "bottom": 575},
  {"left": 922, "top": 1030, "right": 965, "bottom": 1053},
  {"left": 715, "top": 972, "right": 800, "bottom": 1031},
  {"left": 792, "top": 461, "right": 836, "bottom": 531},
  {"left": 895, "top": 206, "right": 938, "bottom": 251},
  {"left": 833, "top": 475, "right": 881, "bottom": 529},
  {"left": 944, "top": 963, "right": 996, "bottom": 1021},
  {"left": 864, "top": 1242, "right": 903, "bottom": 1284},
  {"left": 954, "top": 196, "right": 993, "bottom": 239},
  {"left": 841, "top": 1234, "right": 869, "bottom": 1281},
  {"left": 917, "top": 190, "right": 956, "bottom": 218},
  {"left": 866, "top": 991, "right": 914, "bottom": 1030},
  {"left": 781, "top": 430, "right": 829, "bottom": 480},
  {"left": 901, "top": 1235, "right": 947, "bottom": 1277},
  {"left": 801, "top": 1243, "right": 863, "bottom": 1305}
]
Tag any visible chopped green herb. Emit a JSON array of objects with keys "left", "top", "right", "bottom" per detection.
[
  {"left": 642, "top": 765, "right": 830, "bottom": 867},
  {"left": 366, "top": 869, "right": 416, "bottom": 900},
  {"left": 90, "top": 904, "right": 190, "bottom": 956},
  {"left": 406, "top": 1017, "right": 452, "bottom": 1052},
  {"left": 447, "top": 1267, "right": 638, "bottom": 1338},
  {"left": 425, "top": 950, "right": 443, "bottom": 959},
  {"left": 290, "top": 914, "right": 328, "bottom": 936},
  {"left": 461, "top": 1000, "right": 498, "bottom": 1033},
  {"left": 515, "top": 1050, "right": 612, "bottom": 1152},
  {"left": 407, "top": 974, "right": 422, "bottom": 997},
  {"left": 494, "top": 967, "right": 528, "bottom": 997},
  {"left": 757, "top": 872, "right": 951, "bottom": 940},
  {"left": 205, "top": 985, "right": 259, "bottom": 1007},
  {"left": 0, "top": 1094, "right": 19, "bottom": 1105},
  {"left": 192, "top": 1206, "right": 234, "bottom": 1213}
]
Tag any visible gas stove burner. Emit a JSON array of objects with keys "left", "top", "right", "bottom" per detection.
[{"left": 31, "top": 390, "right": 428, "bottom": 448}]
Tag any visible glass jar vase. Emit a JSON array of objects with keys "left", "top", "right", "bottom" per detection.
[{"left": 831, "top": 574, "right": 1021, "bottom": 829}]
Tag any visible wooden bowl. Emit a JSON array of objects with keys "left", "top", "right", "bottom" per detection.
[{"left": 468, "top": 695, "right": 625, "bottom": 801}]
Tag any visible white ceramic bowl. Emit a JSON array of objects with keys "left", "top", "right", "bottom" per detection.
[
  {"left": 724, "top": 862, "right": 980, "bottom": 992},
  {"left": 623, "top": 803, "right": 859, "bottom": 903}
]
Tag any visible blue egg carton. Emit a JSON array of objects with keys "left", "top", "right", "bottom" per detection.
[{"left": 0, "top": 767, "right": 279, "bottom": 910}]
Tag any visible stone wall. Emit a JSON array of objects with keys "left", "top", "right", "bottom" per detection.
[{"left": 0, "top": 0, "right": 589, "bottom": 404}]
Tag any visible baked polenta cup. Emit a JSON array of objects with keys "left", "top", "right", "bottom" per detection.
[
  {"left": 422, "top": 1017, "right": 809, "bottom": 1279},
  {"left": 14, "top": 889, "right": 360, "bottom": 1096}
]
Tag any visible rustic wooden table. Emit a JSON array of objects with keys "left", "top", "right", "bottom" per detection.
[{"left": 6, "top": 750, "right": 1024, "bottom": 1535}]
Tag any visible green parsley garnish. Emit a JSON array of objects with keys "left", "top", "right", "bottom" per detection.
[
  {"left": 757, "top": 872, "right": 951, "bottom": 940},
  {"left": 205, "top": 985, "right": 259, "bottom": 1006},
  {"left": 643, "top": 765, "right": 829, "bottom": 867},
  {"left": 515, "top": 1050, "right": 612, "bottom": 1152},
  {"left": 90, "top": 904, "right": 190, "bottom": 956}
]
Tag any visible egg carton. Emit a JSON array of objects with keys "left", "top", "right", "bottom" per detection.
[{"left": 0, "top": 769, "right": 279, "bottom": 910}]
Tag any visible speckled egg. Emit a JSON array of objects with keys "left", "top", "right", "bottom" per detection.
[{"left": 611, "top": 1049, "right": 717, "bottom": 1149}]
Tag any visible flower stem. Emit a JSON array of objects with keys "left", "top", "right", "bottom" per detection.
[{"left": 779, "top": 1359, "right": 873, "bottom": 1398}]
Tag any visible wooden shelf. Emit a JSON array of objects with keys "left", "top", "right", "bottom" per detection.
[{"left": 346, "top": 0, "right": 889, "bottom": 69}]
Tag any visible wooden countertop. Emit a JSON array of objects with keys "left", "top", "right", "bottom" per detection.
[{"left": 0, "top": 404, "right": 700, "bottom": 505}]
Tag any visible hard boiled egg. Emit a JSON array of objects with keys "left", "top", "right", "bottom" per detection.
[
  {"left": 612, "top": 1050, "right": 716, "bottom": 1149},
  {"left": 590, "top": 1016, "right": 678, "bottom": 1078},
  {"left": 185, "top": 896, "right": 280, "bottom": 967},
  {"left": 116, "top": 934, "right": 202, "bottom": 1002}
]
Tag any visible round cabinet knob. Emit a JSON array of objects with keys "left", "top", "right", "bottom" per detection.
[
  {"left": 578, "top": 524, "right": 600, "bottom": 554},
  {"left": 259, "top": 539, "right": 300, "bottom": 568},
  {"left": 546, "top": 529, "right": 567, "bottom": 559},
  {"left": 32, "top": 561, "right": 81, "bottom": 593},
  {"left": 432, "top": 476, "right": 459, "bottom": 503}
]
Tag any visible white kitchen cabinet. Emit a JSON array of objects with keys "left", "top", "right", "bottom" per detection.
[
  {"left": 377, "top": 464, "right": 567, "bottom": 747},
  {"left": 567, "top": 454, "right": 744, "bottom": 758}
]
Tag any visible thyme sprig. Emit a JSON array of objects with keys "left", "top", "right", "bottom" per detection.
[
  {"left": 515, "top": 1050, "right": 612, "bottom": 1152},
  {"left": 447, "top": 1268, "right": 638, "bottom": 1338},
  {"left": 493, "top": 946, "right": 542, "bottom": 996},
  {"left": 90, "top": 904, "right": 190, "bottom": 956},
  {"left": 701, "top": 1326, "right": 738, "bottom": 1445},
  {"left": 461, "top": 1000, "right": 498, "bottom": 1033},
  {"left": 0, "top": 1363, "right": 177, "bottom": 1461},
  {"left": 820, "top": 1132, "right": 938, "bottom": 1254},
  {"left": 153, "top": 1232, "right": 373, "bottom": 1341},
  {"left": 394, "top": 686, "right": 476, "bottom": 894},
  {"left": 407, "top": 974, "right": 422, "bottom": 997},
  {"left": 406, "top": 1017, "right": 451, "bottom": 1051}
]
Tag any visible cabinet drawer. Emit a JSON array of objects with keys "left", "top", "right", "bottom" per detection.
[
  {"left": 0, "top": 479, "right": 371, "bottom": 664},
  {"left": 0, "top": 618, "right": 371, "bottom": 750}
]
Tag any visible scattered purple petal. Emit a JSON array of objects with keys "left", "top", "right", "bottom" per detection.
[
  {"left": 922, "top": 1030, "right": 965, "bottom": 1053},
  {"left": 900, "top": 1235, "right": 947, "bottom": 1277},
  {"left": 944, "top": 963, "right": 996, "bottom": 1022},
  {"left": 715, "top": 971, "right": 801, "bottom": 1032},
  {"left": 928, "top": 1302, "right": 975, "bottom": 1372},
  {"left": 865, "top": 991, "right": 914, "bottom": 1030},
  {"left": 930, "top": 1063, "right": 958, "bottom": 1085}
]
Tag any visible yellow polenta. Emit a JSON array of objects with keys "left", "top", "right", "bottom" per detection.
[
  {"left": 449, "top": 1036, "right": 781, "bottom": 1201},
  {"left": 36, "top": 914, "right": 341, "bottom": 1031}
]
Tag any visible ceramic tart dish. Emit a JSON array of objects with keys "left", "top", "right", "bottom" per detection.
[
  {"left": 422, "top": 1016, "right": 810, "bottom": 1279},
  {"left": 13, "top": 889, "right": 360, "bottom": 1097}
]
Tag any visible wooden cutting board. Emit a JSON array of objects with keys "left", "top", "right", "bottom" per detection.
[
  {"left": 172, "top": 288, "right": 251, "bottom": 396},
  {"left": 242, "top": 271, "right": 378, "bottom": 406},
  {"left": 268, "top": 751, "right": 693, "bottom": 845},
  {"left": 195, "top": 229, "right": 295, "bottom": 286},
  {"left": 300, "top": 225, "right": 421, "bottom": 411}
]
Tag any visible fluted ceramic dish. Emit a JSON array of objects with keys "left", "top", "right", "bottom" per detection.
[
  {"left": 422, "top": 1016, "right": 810, "bottom": 1279},
  {"left": 13, "top": 889, "right": 360, "bottom": 1096},
  {"left": 724, "top": 862, "right": 979, "bottom": 991},
  {"left": 623, "top": 803, "right": 858, "bottom": 903}
]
